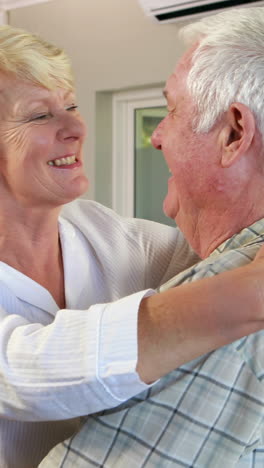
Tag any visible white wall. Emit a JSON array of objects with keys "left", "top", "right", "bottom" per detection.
[{"left": 9, "top": 0, "right": 187, "bottom": 204}]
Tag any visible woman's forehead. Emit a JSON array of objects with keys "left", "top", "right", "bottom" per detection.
[
  {"left": 0, "top": 79, "right": 75, "bottom": 121},
  {"left": 0, "top": 77, "right": 74, "bottom": 104}
]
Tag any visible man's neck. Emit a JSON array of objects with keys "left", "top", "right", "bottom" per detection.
[{"left": 181, "top": 203, "right": 264, "bottom": 259}]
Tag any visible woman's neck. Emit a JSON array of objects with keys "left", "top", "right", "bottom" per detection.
[{"left": 0, "top": 205, "right": 66, "bottom": 308}]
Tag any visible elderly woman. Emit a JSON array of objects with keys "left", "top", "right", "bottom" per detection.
[{"left": 0, "top": 24, "right": 263, "bottom": 468}]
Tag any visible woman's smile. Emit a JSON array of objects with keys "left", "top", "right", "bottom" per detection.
[{"left": 47, "top": 154, "right": 79, "bottom": 167}]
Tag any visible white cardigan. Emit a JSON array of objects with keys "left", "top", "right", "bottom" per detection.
[{"left": 0, "top": 199, "right": 197, "bottom": 467}]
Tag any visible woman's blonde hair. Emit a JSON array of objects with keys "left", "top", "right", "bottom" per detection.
[{"left": 0, "top": 25, "right": 74, "bottom": 90}]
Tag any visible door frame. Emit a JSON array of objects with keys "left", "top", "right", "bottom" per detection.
[{"left": 112, "top": 88, "right": 165, "bottom": 217}]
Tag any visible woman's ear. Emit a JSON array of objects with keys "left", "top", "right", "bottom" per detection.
[{"left": 220, "top": 103, "right": 255, "bottom": 168}]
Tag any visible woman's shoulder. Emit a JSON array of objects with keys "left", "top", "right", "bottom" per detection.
[
  {"left": 61, "top": 198, "right": 178, "bottom": 239},
  {"left": 61, "top": 199, "right": 126, "bottom": 228}
]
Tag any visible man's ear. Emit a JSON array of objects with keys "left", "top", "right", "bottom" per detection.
[{"left": 220, "top": 103, "right": 255, "bottom": 168}]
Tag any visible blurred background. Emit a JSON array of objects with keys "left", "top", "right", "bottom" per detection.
[{"left": 5, "top": 0, "right": 253, "bottom": 225}]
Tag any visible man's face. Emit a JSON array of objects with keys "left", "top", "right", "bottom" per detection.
[{"left": 151, "top": 50, "right": 222, "bottom": 240}]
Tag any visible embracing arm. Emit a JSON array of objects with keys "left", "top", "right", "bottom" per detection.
[
  {"left": 137, "top": 249, "right": 264, "bottom": 383},
  {"left": 0, "top": 248, "right": 264, "bottom": 421}
]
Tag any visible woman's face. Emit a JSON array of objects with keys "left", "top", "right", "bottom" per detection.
[{"left": 0, "top": 74, "right": 88, "bottom": 208}]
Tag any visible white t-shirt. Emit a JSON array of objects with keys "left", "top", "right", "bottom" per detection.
[{"left": 0, "top": 199, "right": 198, "bottom": 467}]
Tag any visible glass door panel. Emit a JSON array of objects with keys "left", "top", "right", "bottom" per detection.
[{"left": 134, "top": 107, "right": 175, "bottom": 227}]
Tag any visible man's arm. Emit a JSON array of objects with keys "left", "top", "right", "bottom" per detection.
[{"left": 137, "top": 257, "right": 264, "bottom": 383}]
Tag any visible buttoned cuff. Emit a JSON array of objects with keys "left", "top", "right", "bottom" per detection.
[{"left": 97, "top": 289, "right": 156, "bottom": 402}]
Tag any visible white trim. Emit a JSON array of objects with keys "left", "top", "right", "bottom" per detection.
[
  {"left": 0, "top": 1, "right": 52, "bottom": 35},
  {"left": 0, "top": 0, "right": 51, "bottom": 10},
  {"left": 112, "top": 88, "right": 165, "bottom": 216},
  {"left": 0, "top": 9, "right": 7, "bottom": 23}
]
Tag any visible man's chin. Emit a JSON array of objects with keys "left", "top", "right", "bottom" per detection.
[{"left": 163, "top": 196, "right": 178, "bottom": 222}]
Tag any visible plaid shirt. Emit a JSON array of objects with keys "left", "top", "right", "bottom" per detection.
[{"left": 40, "top": 219, "right": 264, "bottom": 468}]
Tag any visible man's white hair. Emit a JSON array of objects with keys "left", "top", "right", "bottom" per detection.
[{"left": 180, "top": 7, "right": 264, "bottom": 133}]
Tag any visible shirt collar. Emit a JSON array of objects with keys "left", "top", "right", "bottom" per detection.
[
  {"left": 210, "top": 218, "right": 264, "bottom": 257},
  {"left": 0, "top": 262, "right": 58, "bottom": 314},
  {"left": 0, "top": 217, "right": 88, "bottom": 315}
]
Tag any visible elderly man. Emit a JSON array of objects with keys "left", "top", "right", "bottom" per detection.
[{"left": 41, "top": 6, "right": 264, "bottom": 467}]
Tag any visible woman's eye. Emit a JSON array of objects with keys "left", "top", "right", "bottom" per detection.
[
  {"left": 66, "top": 105, "right": 78, "bottom": 112},
  {"left": 28, "top": 106, "right": 78, "bottom": 122},
  {"left": 30, "top": 113, "right": 50, "bottom": 121}
]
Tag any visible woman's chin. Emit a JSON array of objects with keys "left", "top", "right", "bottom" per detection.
[{"left": 59, "top": 177, "right": 89, "bottom": 204}]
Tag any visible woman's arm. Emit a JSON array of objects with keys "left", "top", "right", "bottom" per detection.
[
  {"left": 137, "top": 247, "right": 264, "bottom": 383},
  {"left": 1, "top": 247, "right": 264, "bottom": 420}
]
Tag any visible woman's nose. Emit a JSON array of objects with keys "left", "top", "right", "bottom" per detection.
[
  {"left": 57, "top": 112, "right": 87, "bottom": 142},
  {"left": 151, "top": 119, "right": 164, "bottom": 150}
]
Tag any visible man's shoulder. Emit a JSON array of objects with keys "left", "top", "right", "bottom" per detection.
[
  {"left": 196, "top": 240, "right": 261, "bottom": 275},
  {"left": 160, "top": 229, "right": 264, "bottom": 291}
]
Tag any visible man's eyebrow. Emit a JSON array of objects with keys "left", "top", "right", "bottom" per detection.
[{"left": 163, "top": 89, "right": 168, "bottom": 99}]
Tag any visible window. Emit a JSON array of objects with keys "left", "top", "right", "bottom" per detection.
[{"left": 112, "top": 88, "right": 174, "bottom": 226}]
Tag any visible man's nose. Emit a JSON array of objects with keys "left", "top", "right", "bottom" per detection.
[{"left": 151, "top": 119, "right": 164, "bottom": 150}]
